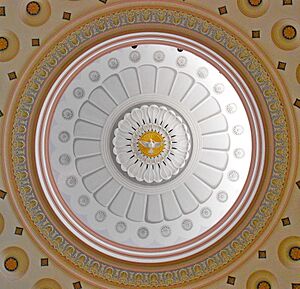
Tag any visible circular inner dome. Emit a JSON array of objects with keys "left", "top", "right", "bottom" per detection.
[{"left": 35, "top": 33, "right": 265, "bottom": 263}]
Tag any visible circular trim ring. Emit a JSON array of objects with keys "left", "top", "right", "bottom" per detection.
[
  {"left": 35, "top": 33, "right": 265, "bottom": 263},
  {"left": 1, "top": 1, "right": 296, "bottom": 288}
]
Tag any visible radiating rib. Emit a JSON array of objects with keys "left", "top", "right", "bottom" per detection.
[
  {"left": 193, "top": 163, "right": 223, "bottom": 189},
  {"left": 89, "top": 86, "right": 117, "bottom": 114},
  {"left": 200, "top": 150, "right": 228, "bottom": 170},
  {"left": 199, "top": 114, "right": 228, "bottom": 135},
  {"left": 127, "top": 192, "right": 147, "bottom": 222},
  {"left": 94, "top": 179, "right": 122, "bottom": 207},
  {"left": 173, "top": 186, "right": 199, "bottom": 214},
  {"left": 138, "top": 65, "right": 157, "bottom": 94},
  {"left": 76, "top": 154, "right": 105, "bottom": 176},
  {"left": 202, "top": 133, "right": 230, "bottom": 151},
  {"left": 109, "top": 187, "right": 134, "bottom": 217},
  {"left": 156, "top": 67, "right": 177, "bottom": 96},
  {"left": 184, "top": 177, "right": 213, "bottom": 204},
  {"left": 146, "top": 194, "right": 164, "bottom": 223},
  {"left": 75, "top": 152, "right": 101, "bottom": 160},
  {"left": 82, "top": 166, "right": 111, "bottom": 193},
  {"left": 74, "top": 119, "right": 103, "bottom": 140},
  {"left": 79, "top": 101, "right": 108, "bottom": 126},
  {"left": 170, "top": 72, "right": 195, "bottom": 101},
  {"left": 119, "top": 67, "right": 141, "bottom": 97},
  {"left": 102, "top": 74, "right": 129, "bottom": 103},
  {"left": 161, "top": 191, "right": 182, "bottom": 221},
  {"left": 74, "top": 139, "right": 101, "bottom": 157},
  {"left": 194, "top": 98, "right": 221, "bottom": 123},
  {"left": 181, "top": 83, "right": 210, "bottom": 110}
]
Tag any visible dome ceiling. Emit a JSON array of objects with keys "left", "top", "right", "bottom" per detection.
[
  {"left": 0, "top": 1, "right": 299, "bottom": 289},
  {"left": 36, "top": 37, "right": 261, "bottom": 262}
]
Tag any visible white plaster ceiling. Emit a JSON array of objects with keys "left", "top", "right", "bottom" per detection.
[{"left": 35, "top": 35, "right": 263, "bottom": 262}]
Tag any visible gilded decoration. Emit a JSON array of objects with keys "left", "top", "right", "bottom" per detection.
[
  {"left": 26, "top": 1, "right": 41, "bottom": 16},
  {"left": 0, "top": 37, "right": 8, "bottom": 51},
  {"left": 8, "top": 6, "right": 290, "bottom": 288}
]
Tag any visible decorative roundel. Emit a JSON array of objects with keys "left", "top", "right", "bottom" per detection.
[
  {"left": 272, "top": 19, "right": 300, "bottom": 50},
  {"left": 58, "top": 131, "right": 70, "bottom": 143},
  {"left": 278, "top": 236, "right": 300, "bottom": 268},
  {"left": 89, "top": 71, "right": 100, "bottom": 82},
  {"left": 113, "top": 105, "right": 191, "bottom": 183},
  {"left": 248, "top": 0, "right": 262, "bottom": 6},
  {"left": 26, "top": 1, "right": 41, "bottom": 15},
  {"left": 0, "top": 247, "right": 29, "bottom": 280},
  {"left": 20, "top": 0, "right": 51, "bottom": 26},
  {"left": 0, "top": 30, "right": 20, "bottom": 62},
  {"left": 217, "top": 191, "right": 228, "bottom": 202},
  {"left": 257, "top": 281, "right": 271, "bottom": 289},
  {"left": 282, "top": 25, "right": 297, "bottom": 40},
  {"left": 197, "top": 67, "right": 208, "bottom": 78},
  {"left": 237, "top": 0, "right": 270, "bottom": 18},
  {"left": 4, "top": 257, "right": 18, "bottom": 272},
  {"left": 289, "top": 246, "right": 300, "bottom": 261},
  {"left": 129, "top": 51, "right": 141, "bottom": 62},
  {"left": 73, "top": 87, "right": 85, "bottom": 98},
  {"left": 161, "top": 225, "right": 171, "bottom": 237},
  {"left": 182, "top": 219, "right": 193, "bottom": 231},
  {"left": 0, "top": 37, "right": 9, "bottom": 51},
  {"left": 153, "top": 50, "right": 165, "bottom": 62}
]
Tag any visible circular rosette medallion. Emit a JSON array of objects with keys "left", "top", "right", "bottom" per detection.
[{"left": 113, "top": 105, "right": 191, "bottom": 183}]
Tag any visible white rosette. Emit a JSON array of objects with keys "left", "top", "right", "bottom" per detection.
[{"left": 113, "top": 105, "right": 191, "bottom": 183}]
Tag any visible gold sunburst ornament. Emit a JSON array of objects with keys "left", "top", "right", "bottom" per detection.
[
  {"left": 4, "top": 257, "right": 18, "bottom": 272},
  {"left": 248, "top": 0, "right": 262, "bottom": 7},
  {"left": 282, "top": 25, "right": 297, "bottom": 40},
  {"left": 26, "top": 1, "right": 41, "bottom": 16},
  {"left": 289, "top": 246, "right": 300, "bottom": 261},
  {"left": 0, "top": 37, "right": 8, "bottom": 51},
  {"left": 138, "top": 131, "right": 165, "bottom": 158},
  {"left": 257, "top": 281, "right": 271, "bottom": 289}
]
